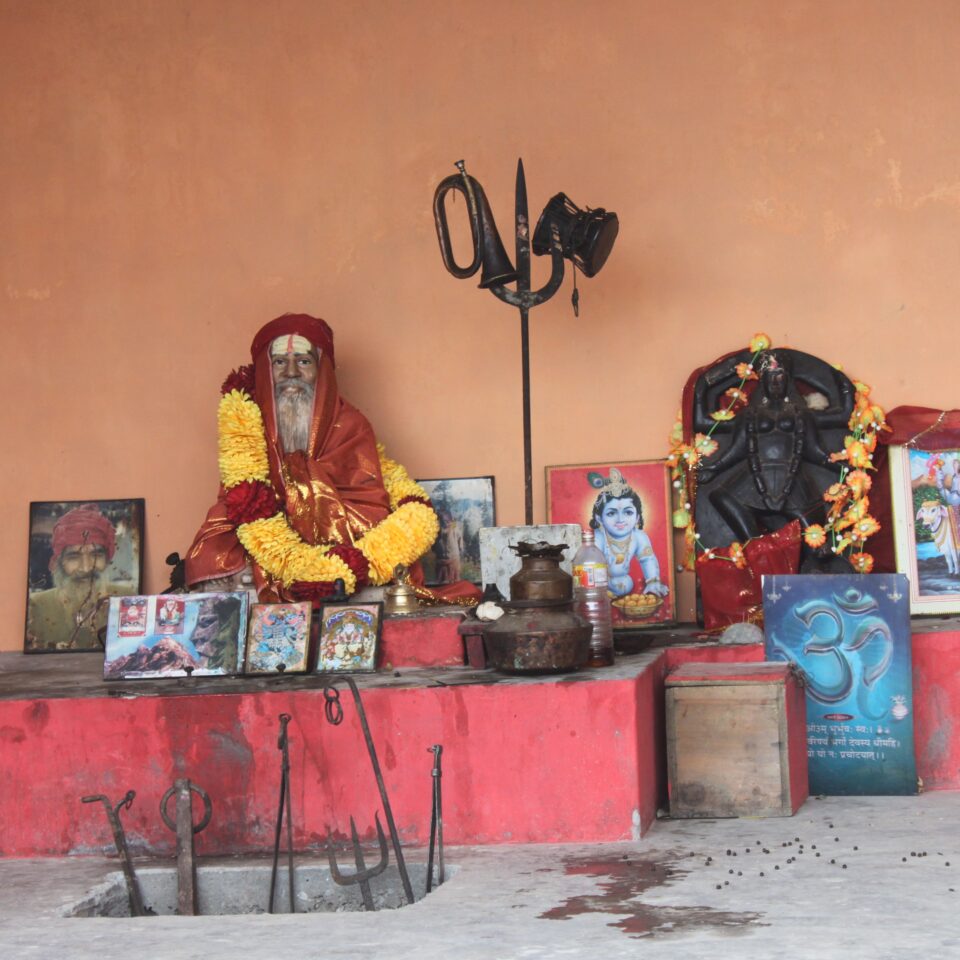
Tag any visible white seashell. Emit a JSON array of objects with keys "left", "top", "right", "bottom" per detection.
[{"left": 476, "top": 601, "right": 505, "bottom": 622}]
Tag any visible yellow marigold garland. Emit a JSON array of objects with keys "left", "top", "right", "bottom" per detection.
[
  {"left": 218, "top": 390, "right": 271, "bottom": 486},
  {"left": 217, "top": 390, "right": 437, "bottom": 593}
]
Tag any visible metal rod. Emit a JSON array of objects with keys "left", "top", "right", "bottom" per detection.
[
  {"left": 515, "top": 157, "right": 534, "bottom": 525},
  {"left": 269, "top": 713, "right": 294, "bottom": 914},
  {"left": 342, "top": 678, "right": 416, "bottom": 904},
  {"left": 435, "top": 749, "right": 444, "bottom": 887},
  {"left": 520, "top": 305, "right": 533, "bottom": 525},
  {"left": 425, "top": 745, "right": 444, "bottom": 893},
  {"left": 327, "top": 812, "right": 389, "bottom": 893},
  {"left": 174, "top": 778, "right": 198, "bottom": 916},
  {"left": 81, "top": 791, "right": 145, "bottom": 917},
  {"left": 285, "top": 744, "right": 295, "bottom": 914},
  {"left": 350, "top": 816, "right": 376, "bottom": 911}
]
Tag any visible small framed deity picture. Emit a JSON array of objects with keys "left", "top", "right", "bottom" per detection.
[
  {"left": 314, "top": 602, "right": 382, "bottom": 673},
  {"left": 24, "top": 498, "right": 145, "bottom": 653},
  {"left": 244, "top": 602, "right": 312, "bottom": 674},
  {"left": 889, "top": 445, "right": 960, "bottom": 615},
  {"left": 103, "top": 592, "right": 248, "bottom": 679},
  {"left": 416, "top": 476, "right": 496, "bottom": 586},
  {"left": 545, "top": 460, "right": 676, "bottom": 627}
]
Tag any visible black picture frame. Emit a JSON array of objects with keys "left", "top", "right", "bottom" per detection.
[
  {"left": 24, "top": 498, "right": 145, "bottom": 654},
  {"left": 416, "top": 476, "right": 496, "bottom": 587}
]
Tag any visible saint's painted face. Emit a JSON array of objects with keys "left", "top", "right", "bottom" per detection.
[
  {"left": 59, "top": 544, "right": 108, "bottom": 583},
  {"left": 271, "top": 335, "right": 319, "bottom": 453},
  {"left": 599, "top": 497, "right": 639, "bottom": 539},
  {"left": 272, "top": 351, "right": 318, "bottom": 394}
]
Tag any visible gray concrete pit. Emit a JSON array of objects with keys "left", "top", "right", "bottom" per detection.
[{"left": 66, "top": 860, "right": 446, "bottom": 917}]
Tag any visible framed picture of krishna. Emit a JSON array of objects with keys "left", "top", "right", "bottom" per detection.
[
  {"left": 545, "top": 460, "right": 676, "bottom": 627},
  {"left": 889, "top": 444, "right": 960, "bottom": 615}
]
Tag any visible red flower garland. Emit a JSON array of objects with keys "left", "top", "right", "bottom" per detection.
[
  {"left": 396, "top": 494, "right": 431, "bottom": 508},
  {"left": 288, "top": 580, "right": 343, "bottom": 603},
  {"left": 286, "top": 547, "right": 372, "bottom": 603},
  {"left": 224, "top": 480, "right": 278, "bottom": 526},
  {"left": 327, "top": 544, "right": 371, "bottom": 589},
  {"left": 221, "top": 364, "right": 256, "bottom": 397}
]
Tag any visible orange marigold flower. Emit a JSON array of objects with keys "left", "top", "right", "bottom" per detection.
[
  {"left": 834, "top": 536, "right": 852, "bottom": 554},
  {"left": 850, "top": 552, "right": 875, "bottom": 573},
  {"left": 728, "top": 541, "right": 747, "bottom": 569},
  {"left": 831, "top": 438, "right": 872, "bottom": 469},
  {"left": 853, "top": 515, "right": 880, "bottom": 540},
  {"left": 803, "top": 524, "right": 827, "bottom": 548},
  {"left": 838, "top": 500, "right": 868, "bottom": 533},
  {"left": 668, "top": 443, "right": 697, "bottom": 469},
  {"left": 845, "top": 469, "right": 872, "bottom": 498},
  {"left": 851, "top": 403, "right": 887, "bottom": 432},
  {"left": 749, "top": 333, "right": 772, "bottom": 353},
  {"left": 834, "top": 509, "right": 854, "bottom": 531},
  {"left": 824, "top": 483, "right": 849, "bottom": 503},
  {"left": 736, "top": 362, "right": 758, "bottom": 381},
  {"left": 669, "top": 415, "right": 684, "bottom": 445},
  {"left": 711, "top": 409, "right": 735, "bottom": 422},
  {"left": 693, "top": 433, "right": 719, "bottom": 457},
  {"left": 724, "top": 387, "right": 747, "bottom": 404}
]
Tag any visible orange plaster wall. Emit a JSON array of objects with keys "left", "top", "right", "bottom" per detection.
[{"left": 3, "top": 0, "right": 960, "bottom": 649}]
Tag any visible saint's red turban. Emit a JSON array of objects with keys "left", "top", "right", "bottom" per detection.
[
  {"left": 50, "top": 504, "right": 116, "bottom": 567},
  {"left": 250, "top": 314, "right": 335, "bottom": 367}
]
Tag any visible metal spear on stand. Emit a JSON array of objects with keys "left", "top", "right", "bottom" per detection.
[{"left": 434, "top": 159, "right": 618, "bottom": 524}]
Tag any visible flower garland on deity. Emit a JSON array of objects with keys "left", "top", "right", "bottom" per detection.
[
  {"left": 216, "top": 386, "right": 438, "bottom": 597},
  {"left": 667, "top": 333, "right": 888, "bottom": 575}
]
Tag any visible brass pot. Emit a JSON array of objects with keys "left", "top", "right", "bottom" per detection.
[
  {"left": 483, "top": 603, "right": 592, "bottom": 674},
  {"left": 507, "top": 541, "right": 573, "bottom": 602},
  {"left": 482, "top": 541, "right": 591, "bottom": 674}
]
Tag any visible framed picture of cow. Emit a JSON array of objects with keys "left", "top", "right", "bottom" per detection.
[{"left": 889, "top": 444, "right": 960, "bottom": 615}]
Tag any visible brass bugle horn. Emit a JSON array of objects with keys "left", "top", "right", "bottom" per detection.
[{"left": 433, "top": 160, "right": 520, "bottom": 289}]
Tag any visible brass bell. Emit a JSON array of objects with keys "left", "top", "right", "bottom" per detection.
[{"left": 383, "top": 565, "right": 420, "bottom": 616}]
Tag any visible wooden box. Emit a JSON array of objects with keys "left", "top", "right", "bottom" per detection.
[{"left": 666, "top": 661, "right": 808, "bottom": 818}]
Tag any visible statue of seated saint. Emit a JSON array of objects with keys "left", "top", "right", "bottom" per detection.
[
  {"left": 185, "top": 313, "right": 478, "bottom": 604},
  {"left": 692, "top": 348, "right": 854, "bottom": 569}
]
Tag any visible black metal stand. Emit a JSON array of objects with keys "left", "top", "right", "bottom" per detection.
[{"left": 486, "top": 160, "right": 566, "bottom": 524}]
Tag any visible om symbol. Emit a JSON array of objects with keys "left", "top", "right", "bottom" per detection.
[{"left": 769, "top": 587, "right": 894, "bottom": 720}]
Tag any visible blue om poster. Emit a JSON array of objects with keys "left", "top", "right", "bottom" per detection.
[{"left": 763, "top": 573, "right": 917, "bottom": 796}]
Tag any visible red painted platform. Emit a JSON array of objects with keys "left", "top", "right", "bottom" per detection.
[
  {"left": 376, "top": 609, "right": 466, "bottom": 669},
  {"left": 1, "top": 621, "right": 958, "bottom": 858}
]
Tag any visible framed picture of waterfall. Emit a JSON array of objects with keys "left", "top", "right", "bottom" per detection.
[{"left": 889, "top": 444, "right": 960, "bottom": 615}]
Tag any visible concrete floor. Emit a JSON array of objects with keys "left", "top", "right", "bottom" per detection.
[{"left": 2, "top": 792, "right": 959, "bottom": 959}]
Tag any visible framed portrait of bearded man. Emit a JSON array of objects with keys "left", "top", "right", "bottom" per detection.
[{"left": 24, "top": 499, "right": 144, "bottom": 653}]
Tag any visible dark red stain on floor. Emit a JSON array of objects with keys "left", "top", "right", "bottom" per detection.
[{"left": 539, "top": 851, "right": 764, "bottom": 938}]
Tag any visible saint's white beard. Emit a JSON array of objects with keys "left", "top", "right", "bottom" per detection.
[
  {"left": 275, "top": 381, "right": 315, "bottom": 453},
  {"left": 52, "top": 565, "right": 103, "bottom": 608}
]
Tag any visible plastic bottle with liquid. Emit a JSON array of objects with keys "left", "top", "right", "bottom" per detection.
[{"left": 572, "top": 528, "right": 614, "bottom": 667}]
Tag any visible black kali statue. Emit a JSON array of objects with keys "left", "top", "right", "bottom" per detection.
[{"left": 691, "top": 348, "right": 855, "bottom": 572}]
